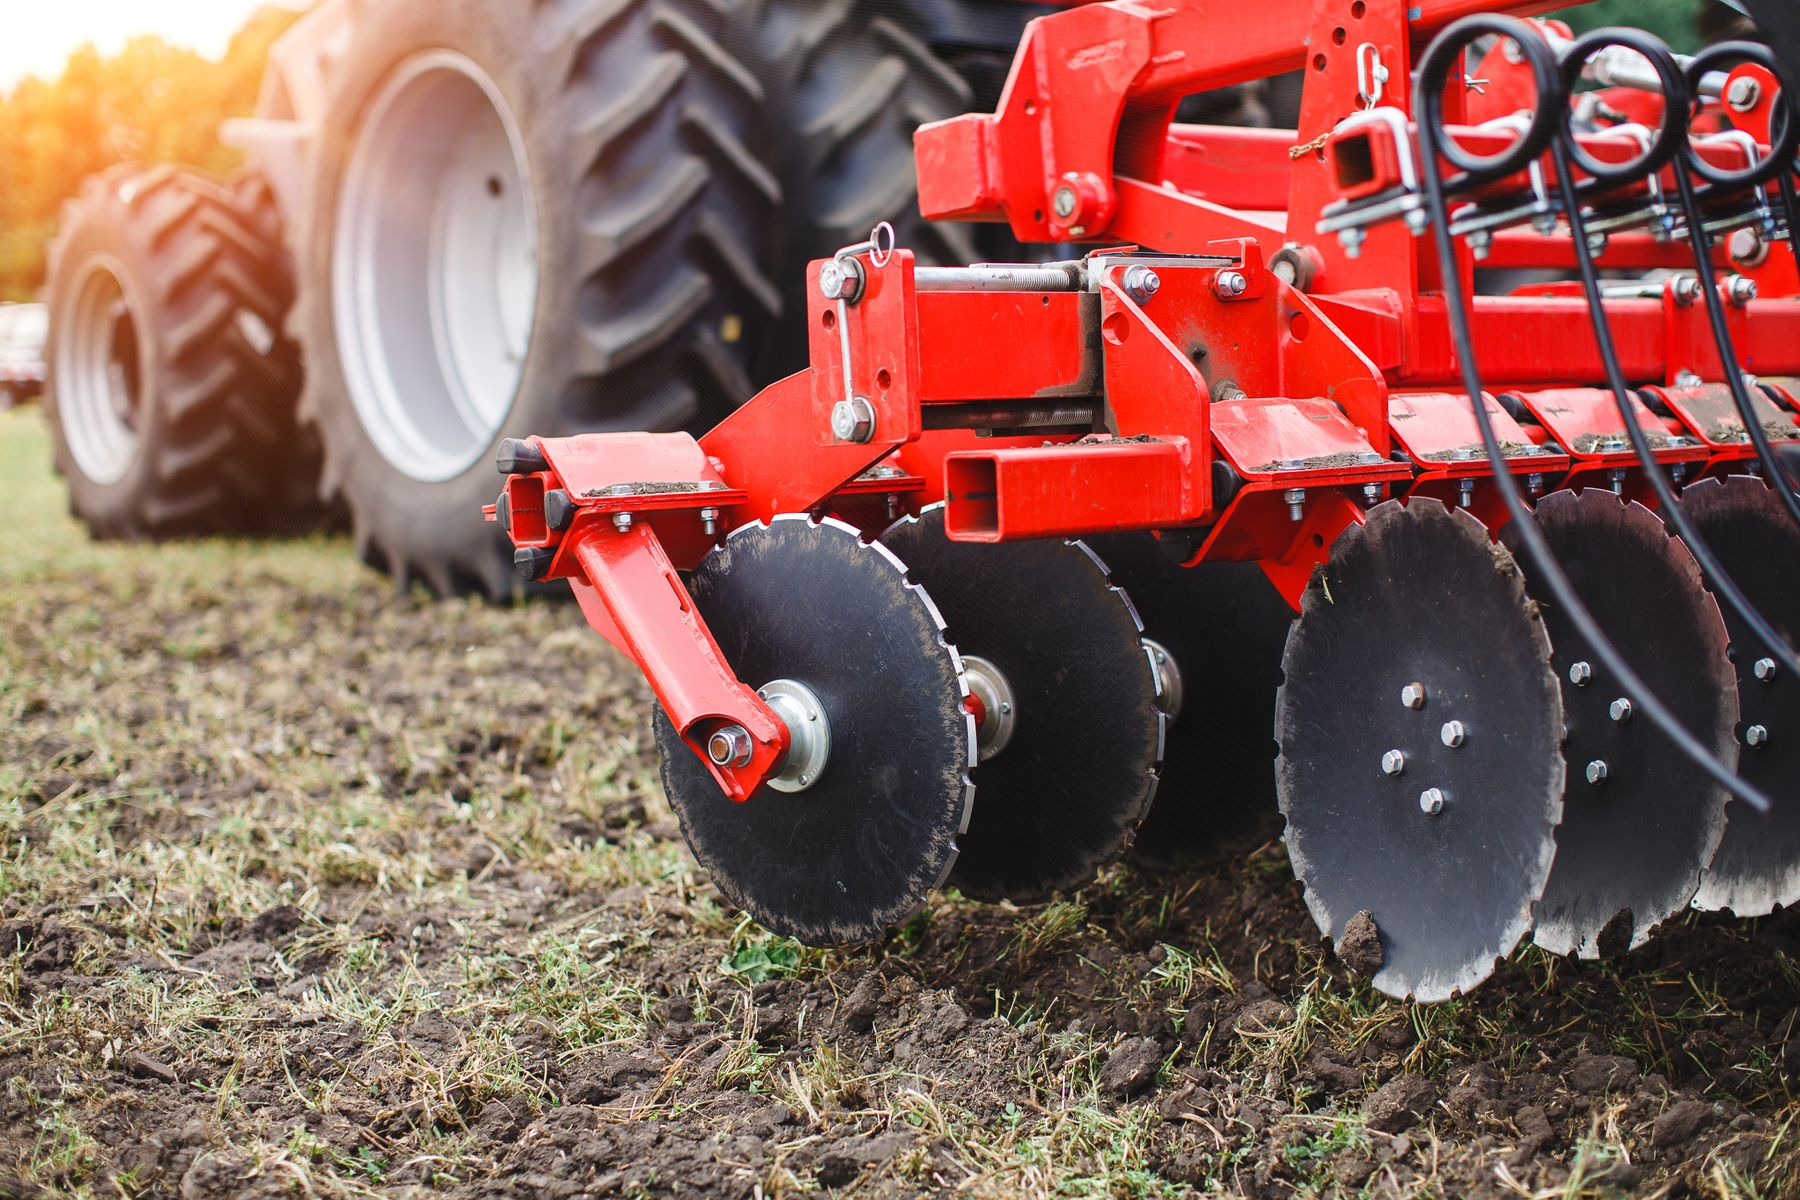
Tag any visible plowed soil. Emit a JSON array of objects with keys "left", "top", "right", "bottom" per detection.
[{"left": 2, "top": 411, "right": 1797, "bottom": 1199}]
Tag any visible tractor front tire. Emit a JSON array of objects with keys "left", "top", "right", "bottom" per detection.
[{"left": 44, "top": 164, "right": 312, "bottom": 538}]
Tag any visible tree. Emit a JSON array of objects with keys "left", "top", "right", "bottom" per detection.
[{"left": 0, "top": 6, "right": 303, "bottom": 301}]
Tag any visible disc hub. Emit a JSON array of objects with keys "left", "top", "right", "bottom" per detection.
[
  {"left": 758, "top": 679, "right": 831, "bottom": 792},
  {"left": 961, "top": 655, "right": 1017, "bottom": 762},
  {"left": 1143, "top": 638, "right": 1184, "bottom": 721}
]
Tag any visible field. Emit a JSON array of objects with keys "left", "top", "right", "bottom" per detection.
[{"left": 1, "top": 406, "right": 1797, "bottom": 1199}]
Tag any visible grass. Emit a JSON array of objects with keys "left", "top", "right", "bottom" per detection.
[{"left": 3, "top": 405, "right": 1799, "bottom": 1198}]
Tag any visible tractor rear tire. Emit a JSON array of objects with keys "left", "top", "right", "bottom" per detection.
[
  {"left": 733, "top": 0, "right": 983, "bottom": 382},
  {"left": 291, "top": 0, "right": 782, "bottom": 599},
  {"left": 44, "top": 163, "right": 313, "bottom": 539}
]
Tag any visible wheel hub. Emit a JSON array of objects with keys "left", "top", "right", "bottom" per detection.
[
  {"left": 758, "top": 678, "right": 832, "bottom": 792},
  {"left": 961, "top": 655, "right": 1017, "bottom": 762},
  {"left": 333, "top": 51, "right": 539, "bottom": 482},
  {"left": 58, "top": 256, "right": 143, "bottom": 485}
]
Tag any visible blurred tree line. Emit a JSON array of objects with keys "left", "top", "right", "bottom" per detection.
[{"left": 0, "top": 6, "right": 302, "bottom": 302}]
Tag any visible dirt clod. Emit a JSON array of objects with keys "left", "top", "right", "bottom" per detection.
[
  {"left": 1100, "top": 1037, "right": 1166, "bottom": 1097},
  {"left": 1567, "top": 1052, "right": 1639, "bottom": 1094},
  {"left": 1362, "top": 1074, "right": 1435, "bottom": 1134},
  {"left": 1337, "top": 909, "right": 1384, "bottom": 975},
  {"left": 1654, "top": 1098, "right": 1713, "bottom": 1147}
]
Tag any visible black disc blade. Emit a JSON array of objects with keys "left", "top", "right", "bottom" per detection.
[
  {"left": 883, "top": 507, "right": 1163, "bottom": 902},
  {"left": 1502, "top": 491, "right": 1737, "bottom": 953},
  {"left": 1088, "top": 534, "right": 1294, "bottom": 870},
  {"left": 1276, "top": 499, "right": 1564, "bottom": 1002},
  {"left": 654, "top": 516, "right": 975, "bottom": 944},
  {"left": 1500, "top": 490, "right": 1735, "bottom": 957},
  {"left": 1681, "top": 475, "right": 1800, "bottom": 916}
]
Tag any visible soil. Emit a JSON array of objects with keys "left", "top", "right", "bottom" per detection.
[{"left": 1, "top": 412, "right": 1797, "bottom": 1198}]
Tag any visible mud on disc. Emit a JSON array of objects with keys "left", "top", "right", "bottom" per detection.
[
  {"left": 1276, "top": 499, "right": 1565, "bottom": 1002},
  {"left": 1682, "top": 475, "right": 1800, "bottom": 916},
  {"left": 883, "top": 506, "right": 1163, "bottom": 903},
  {"left": 1501, "top": 489, "right": 1735, "bottom": 957},
  {"left": 654, "top": 515, "right": 975, "bottom": 945},
  {"left": 1088, "top": 534, "right": 1294, "bottom": 870}
]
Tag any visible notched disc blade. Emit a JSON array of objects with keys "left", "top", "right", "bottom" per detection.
[
  {"left": 1276, "top": 499, "right": 1564, "bottom": 1002},
  {"left": 884, "top": 507, "right": 1163, "bottom": 902},
  {"left": 1681, "top": 475, "right": 1800, "bottom": 916},
  {"left": 1088, "top": 534, "right": 1294, "bottom": 871},
  {"left": 655, "top": 516, "right": 974, "bottom": 945},
  {"left": 1502, "top": 490, "right": 1735, "bottom": 957}
]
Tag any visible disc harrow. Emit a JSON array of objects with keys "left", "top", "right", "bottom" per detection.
[{"left": 482, "top": 0, "right": 1800, "bottom": 1000}]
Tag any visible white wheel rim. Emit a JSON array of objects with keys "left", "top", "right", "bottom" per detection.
[
  {"left": 333, "top": 51, "right": 539, "bottom": 483},
  {"left": 58, "top": 255, "right": 142, "bottom": 486}
]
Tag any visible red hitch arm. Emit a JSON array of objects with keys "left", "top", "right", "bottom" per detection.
[{"left": 486, "top": 435, "right": 790, "bottom": 801}]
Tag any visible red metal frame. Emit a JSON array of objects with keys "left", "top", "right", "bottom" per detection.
[{"left": 491, "top": 0, "right": 1800, "bottom": 798}]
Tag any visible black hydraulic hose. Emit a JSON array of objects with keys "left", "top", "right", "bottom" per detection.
[
  {"left": 1672, "top": 41, "right": 1800, "bottom": 507},
  {"left": 1669, "top": 167, "right": 1800, "bottom": 511},
  {"left": 1416, "top": 14, "right": 1773, "bottom": 813},
  {"left": 1549, "top": 30, "right": 1800, "bottom": 677}
]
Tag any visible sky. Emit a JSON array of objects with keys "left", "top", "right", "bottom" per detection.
[{"left": 0, "top": 1, "right": 305, "bottom": 90}]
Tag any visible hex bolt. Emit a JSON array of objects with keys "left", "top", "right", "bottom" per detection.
[
  {"left": 1670, "top": 463, "right": 1688, "bottom": 486},
  {"left": 1609, "top": 697, "right": 1633, "bottom": 723},
  {"left": 1754, "top": 657, "right": 1777, "bottom": 683},
  {"left": 699, "top": 506, "right": 720, "bottom": 536},
  {"left": 1674, "top": 368, "right": 1705, "bottom": 388},
  {"left": 1609, "top": 468, "right": 1625, "bottom": 496},
  {"left": 1441, "top": 720, "right": 1467, "bottom": 748},
  {"left": 1401, "top": 682, "right": 1427, "bottom": 710},
  {"left": 1746, "top": 724, "right": 1770, "bottom": 748},
  {"left": 1586, "top": 759, "right": 1610, "bottom": 786},
  {"left": 613, "top": 512, "right": 633, "bottom": 533},
  {"left": 830, "top": 397, "right": 877, "bottom": 444},
  {"left": 1382, "top": 749, "right": 1406, "bottom": 776},
  {"left": 1458, "top": 477, "right": 1475, "bottom": 508},
  {"left": 706, "top": 724, "right": 754, "bottom": 768},
  {"left": 1586, "top": 231, "right": 1609, "bottom": 257},
  {"left": 1339, "top": 227, "right": 1367, "bottom": 258},
  {"left": 1727, "top": 275, "right": 1758, "bottom": 307},
  {"left": 1123, "top": 264, "right": 1161, "bottom": 304},
  {"left": 1468, "top": 228, "right": 1493, "bottom": 261},
  {"left": 1215, "top": 269, "right": 1249, "bottom": 299},
  {"left": 1527, "top": 472, "right": 1545, "bottom": 496},
  {"left": 1569, "top": 660, "right": 1593, "bottom": 686},
  {"left": 1419, "top": 787, "right": 1445, "bottom": 815},
  {"left": 1363, "top": 482, "right": 1382, "bottom": 505},
  {"left": 1284, "top": 487, "right": 1306, "bottom": 523},
  {"left": 1671, "top": 275, "right": 1703, "bottom": 307},
  {"left": 1726, "top": 75, "right": 1762, "bottom": 111},
  {"left": 1051, "top": 185, "right": 1078, "bottom": 219}
]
